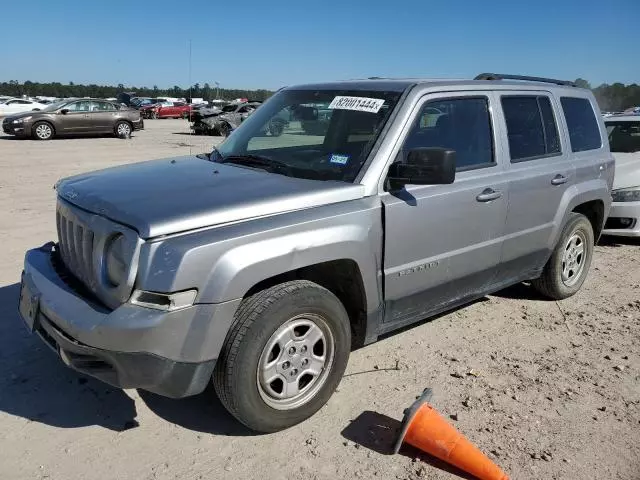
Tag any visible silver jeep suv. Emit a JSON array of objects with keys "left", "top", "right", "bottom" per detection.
[{"left": 18, "top": 73, "right": 614, "bottom": 432}]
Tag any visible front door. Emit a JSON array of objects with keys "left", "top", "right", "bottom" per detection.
[
  {"left": 58, "top": 100, "right": 93, "bottom": 133},
  {"left": 382, "top": 93, "right": 508, "bottom": 329}
]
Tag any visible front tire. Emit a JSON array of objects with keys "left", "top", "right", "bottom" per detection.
[
  {"left": 532, "top": 213, "right": 594, "bottom": 299},
  {"left": 216, "top": 122, "right": 230, "bottom": 137},
  {"left": 32, "top": 121, "right": 54, "bottom": 140},
  {"left": 213, "top": 280, "right": 351, "bottom": 433}
]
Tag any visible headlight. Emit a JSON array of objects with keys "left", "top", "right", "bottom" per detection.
[
  {"left": 13, "top": 116, "right": 31, "bottom": 124},
  {"left": 612, "top": 187, "right": 640, "bottom": 202},
  {"left": 104, "top": 234, "right": 127, "bottom": 287},
  {"left": 130, "top": 289, "right": 197, "bottom": 311}
]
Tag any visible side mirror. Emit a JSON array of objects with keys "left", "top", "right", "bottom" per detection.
[
  {"left": 387, "top": 147, "right": 456, "bottom": 189},
  {"left": 60, "top": 108, "right": 69, "bottom": 115}
]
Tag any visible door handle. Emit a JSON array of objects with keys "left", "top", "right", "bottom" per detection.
[
  {"left": 476, "top": 188, "right": 503, "bottom": 202},
  {"left": 551, "top": 174, "right": 568, "bottom": 185}
]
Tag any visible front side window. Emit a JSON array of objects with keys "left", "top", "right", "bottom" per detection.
[
  {"left": 215, "top": 89, "right": 401, "bottom": 182},
  {"left": 560, "top": 97, "right": 602, "bottom": 152},
  {"left": 502, "top": 95, "right": 561, "bottom": 162},
  {"left": 606, "top": 121, "right": 640, "bottom": 153},
  {"left": 402, "top": 97, "right": 494, "bottom": 170}
]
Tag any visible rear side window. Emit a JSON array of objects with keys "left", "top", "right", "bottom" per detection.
[
  {"left": 606, "top": 121, "right": 640, "bottom": 153},
  {"left": 560, "top": 97, "right": 602, "bottom": 152},
  {"left": 501, "top": 96, "right": 561, "bottom": 162}
]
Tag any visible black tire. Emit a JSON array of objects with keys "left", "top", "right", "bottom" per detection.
[
  {"left": 114, "top": 121, "right": 132, "bottom": 138},
  {"left": 269, "top": 120, "right": 285, "bottom": 137},
  {"left": 32, "top": 121, "right": 54, "bottom": 140},
  {"left": 532, "top": 213, "right": 594, "bottom": 300},
  {"left": 151, "top": 111, "right": 158, "bottom": 119},
  {"left": 213, "top": 280, "right": 351, "bottom": 433},
  {"left": 217, "top": 122, "right": 230, "bottom": 137}
]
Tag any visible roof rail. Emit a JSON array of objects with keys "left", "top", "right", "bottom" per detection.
[{"left": 474, "top": 73, "right": 576, "bottom": 87}]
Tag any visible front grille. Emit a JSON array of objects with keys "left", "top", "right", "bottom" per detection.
[{"left": 56, "top": 208, "right": 96, "bottom": 288}]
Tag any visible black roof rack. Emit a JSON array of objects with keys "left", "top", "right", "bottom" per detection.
[{"left": 474, "top": 73, "right": 576, "bottom": 87}]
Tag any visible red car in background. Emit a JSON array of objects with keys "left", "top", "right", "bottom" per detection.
[{"left": 140, "top": 101, "right": 193, "bottom": 119}]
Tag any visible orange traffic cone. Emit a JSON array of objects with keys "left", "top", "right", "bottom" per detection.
[{"left": 394, "top": 389, "right": 508, "bottom": 480}]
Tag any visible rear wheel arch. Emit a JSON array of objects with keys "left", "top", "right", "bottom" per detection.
[{"left": 572, "top": 199, "right": 605, "bottom": 242}]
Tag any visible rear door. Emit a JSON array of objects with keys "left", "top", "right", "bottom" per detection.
[
  {"left": 495, "top": 92, "right": 574, "bottom": 281},
  {"left": 89, "top": 101, "right": 119, "bottom": 132},
  {"left": 58, "top": 100, "right": 93, "bottom": 133},
  {"left": 381, "top": 92, "right": 509, "bottom": 329}
]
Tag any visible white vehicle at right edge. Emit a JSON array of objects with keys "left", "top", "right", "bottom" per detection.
[{"left": 603, "top": 115, "right": 640, "bottom": 237}]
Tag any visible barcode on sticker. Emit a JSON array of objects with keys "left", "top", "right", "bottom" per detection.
[{"left": 328, "top": 96, "right": 385, "bottom": 113}]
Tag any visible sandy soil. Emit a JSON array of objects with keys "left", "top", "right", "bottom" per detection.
[{"left": 0, "top": 120, "right": 638, "bottom": 480}]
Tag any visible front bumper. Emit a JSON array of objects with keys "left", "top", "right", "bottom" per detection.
[
  {"left": 603, "top": 201, "right": 640, "bottom": 237},
  {"left": 18, "top": 243, "right": 241, "bottom": 397},
  {"left": 132, "top": 118, "right": 144, "bottom": 130},
  {"left": 2, "top": 119, "right": 31, "bottom": 136}
]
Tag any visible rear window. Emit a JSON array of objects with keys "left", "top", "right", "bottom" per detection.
[
  {"left": 501, "top": 96, "right": 561, "bottom": 162},
  {"left": 560, "top": 97, "right": 602, "bottom": 152},
  {"left": 606, "top": 121, "right": 640, "bottom": 153}
]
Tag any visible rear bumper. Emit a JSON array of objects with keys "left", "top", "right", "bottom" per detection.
[
  {"left": 18, "top": 243, "right": 242, "bottom": 397},
  {"left": 132, "top": 118, "right": 144, "bottom": 130},
  {"left": 603, "top": 201, "right": 640, "bottom": 237}
]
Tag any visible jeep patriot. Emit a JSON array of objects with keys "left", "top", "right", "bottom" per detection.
[{"left": 18, "top": 73, "right": 614, "bottom": 432}]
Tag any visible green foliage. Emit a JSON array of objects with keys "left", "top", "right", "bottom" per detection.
[{"left": 0, "top": 80, "right": 274, "bottom": 102}]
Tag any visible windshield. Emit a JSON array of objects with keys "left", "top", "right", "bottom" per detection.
[
  {"left": 606, "top": 121, "right": 640, "bottom": 153},
  {"left": 215, "top": 89, "right": 401, "bottom": 182},
  {"left": 42, "top": 100, "right": 70, "bottom": 112}
]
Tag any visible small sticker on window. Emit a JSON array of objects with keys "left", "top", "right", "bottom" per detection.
[
  {"left": 328, "top": 96, "right": 385, "bottom": 113},
  {"left": 329, "top": 154, "right": 350, "bottom": 165}
]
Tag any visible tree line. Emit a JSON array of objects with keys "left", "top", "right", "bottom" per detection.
[
  {"left": 0, "top": 80, "right": 274, "bottom": 102},
  {"left": 1, "top": 79, "right": 639, "bottom": 111}
]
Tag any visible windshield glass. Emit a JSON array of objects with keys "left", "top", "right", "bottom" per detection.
[
  {"left": 606, "top": 120, "right": 640, "bottom": 153},
  {"left": 42, "top": 100, "right": 70, "bottom": 112},
  {"left": 216, "top": 89, "right": 401, "bottom": 182}
]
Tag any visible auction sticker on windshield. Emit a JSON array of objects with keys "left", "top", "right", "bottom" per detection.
[{"left": 328, "top": 96, "right": 385, "bottom": 113}]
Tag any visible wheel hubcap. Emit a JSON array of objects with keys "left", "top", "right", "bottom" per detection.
[
  {"left": 36, "top": 125, "right": 51, "bottom": 138},
  {"left": 257, "top": 314, "right": 334, "bottom": 410},
  {"left": 117, "top": 123, "right": 130, "bottom": 135},
  {"left": 561, "top": 230, "right": 587, "bottom": 286}
]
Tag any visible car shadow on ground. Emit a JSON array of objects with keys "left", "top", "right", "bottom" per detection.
[
  {"left": 490, "top": 282, "right": 549, "bottom": 301},
  {"left": 138, "top": 386, "right": 254, "bottom": 437},
  {"left": 341, "top": 411, "right": 477, "bottom": 479},
  {"left": 0, "top": 282, "right": 254, "bottom": 436},
  {"left": 0, "top": 283, "right": 138, "bottom": 431}
]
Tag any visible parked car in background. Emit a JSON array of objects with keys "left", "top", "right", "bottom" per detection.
[
  {"left": 140, "top": 101, "right": 193, "bottom": 119},
  {"left": 0, "top": 98, "right": 46, "bottom": 116},
  {"left": 2, "top": 98, "right": 143, "bottom": 140},
  {"left": 191, "top": 101, "right": 267, "bottom": 136},
  {"left": 603, "top": 115, "right": 640, "bottom": 237}
]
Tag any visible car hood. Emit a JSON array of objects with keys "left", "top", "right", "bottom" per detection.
[
  {"left": 56, "top": 156, "right": 365, "bottom": 238},
  {"left": 4, "top": 110, "right": 47, "bottom": 121},
  {"left": 613, "top": 152, "right": 640, "bottom": 190}
]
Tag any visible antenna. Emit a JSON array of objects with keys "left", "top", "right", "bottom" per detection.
[{"left": 188, "top": 39, "right": 193, "bottom": 154}]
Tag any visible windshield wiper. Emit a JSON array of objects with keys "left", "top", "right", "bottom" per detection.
[{"left": 220, "top": 154, "right": 292, "bottom": 176}]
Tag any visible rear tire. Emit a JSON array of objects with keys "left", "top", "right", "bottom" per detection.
[
  {"left": 213, "top": 280, "right": 351, "bottom": 433},
  {"left": 532, "top": 213, "right": 594, "bottom": 300},
  {"left": 114, "top": 121, "right": 132, "bottom": 138},
  {"left": 217, "top": 122, "right": 230, "bottom": 137},
  {"left": 32, "top": 121, "right": 54, "bottom": 140}
]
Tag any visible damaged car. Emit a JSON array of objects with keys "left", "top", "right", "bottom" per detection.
[{"left": 191, "top": 101, "right": 283, "bottom": 136}]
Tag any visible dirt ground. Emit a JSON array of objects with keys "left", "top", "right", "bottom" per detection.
[{"left": 0, "top": 120, "right": 638, "bottom": 480}]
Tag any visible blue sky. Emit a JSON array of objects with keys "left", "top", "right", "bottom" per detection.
[{"left": 2, "top": 0, "right": 638, "bottom": 90}]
